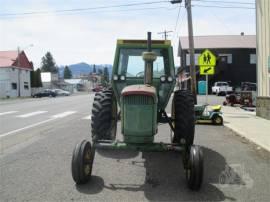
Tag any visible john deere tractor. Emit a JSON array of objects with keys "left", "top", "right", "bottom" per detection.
[{"left": 71, "top": 32, "right": 204, "bottom": 190}]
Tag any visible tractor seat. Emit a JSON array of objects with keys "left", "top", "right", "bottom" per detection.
[
  {"left": 121, "top": 84, "right": 157, "bottom": 101},
  {"left": 212, "top": 105, "right": 221, "bottom": 111}
]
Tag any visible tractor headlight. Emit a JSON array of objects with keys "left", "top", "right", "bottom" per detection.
[
  {"left": 167, "top": 76, "right": 173, "bottom": 82},
  {"left": 120, "top": 75, "right": 126, "bottom": 81},
  {"left": 160, "top": 76, "right": 166, "bottom": 82},
  {"left": 113, "top": 75, "right": 118, "bottom": 80}
]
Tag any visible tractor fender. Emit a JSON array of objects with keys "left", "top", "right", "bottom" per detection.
[{"left": 210, "top": 112, "right": 222, "bottom": 119}]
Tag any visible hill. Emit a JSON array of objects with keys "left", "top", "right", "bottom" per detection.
[{"left": 58, "top": 62, "right": 112, "bottom": 78}]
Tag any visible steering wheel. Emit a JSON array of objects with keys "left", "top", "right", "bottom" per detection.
[{"left": 136, "top": 71, "right": 144, "bottom": 77}]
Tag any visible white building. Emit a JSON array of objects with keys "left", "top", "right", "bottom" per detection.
[
  {"left": 0, "top": 50, "right": 33, "bottom": 98},
  {"left": 256, "top": 0, "right": 270, "bottom": 120}
]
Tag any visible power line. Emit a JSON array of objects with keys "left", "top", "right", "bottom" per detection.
[
  {"left": 172, "top": 6, "right": 186, "bottom": 45},
  {"left": 192, "top": 0, "right": 255, "bottom": 5},
  {"left": 192, "top": 4, "right": 255, "bottom": 9},
  {"left": 172, "top": 5, "right": 182, "bottom": 40},
  {"left": 1, "top": 6, "right": 178, "bottom": 19},
  {"left": 0, "top": 1, "right": 170, "bottom": 17}
]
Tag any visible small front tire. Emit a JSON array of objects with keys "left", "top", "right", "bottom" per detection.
[
  {"left": 185, "top": 145, "right": 204, "bottom": 191},
  {"left": 71, "top": 140, "right": 95, "bottom": 184}
]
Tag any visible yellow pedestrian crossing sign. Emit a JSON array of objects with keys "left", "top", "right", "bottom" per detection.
[
  {"left": 200, "top": 66, "right": 215, "bottom": 75},
  {"left": 199, "top": 49, "right": 216, "bottom": 66}
]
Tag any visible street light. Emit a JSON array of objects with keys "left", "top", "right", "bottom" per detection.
[{"left": 17, "top": 44, "right": 34, "bottom": 97}]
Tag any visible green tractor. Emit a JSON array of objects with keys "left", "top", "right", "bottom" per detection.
[{"left": 71, "top": 32, "right": 204, "bottom": 190}]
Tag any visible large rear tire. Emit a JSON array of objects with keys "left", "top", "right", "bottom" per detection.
[
  {"left": 172, "top": 90, "right": 195, "bottom": 147},
  {"left": 91, "top": 89, "right": 117, "bottom": 142}
]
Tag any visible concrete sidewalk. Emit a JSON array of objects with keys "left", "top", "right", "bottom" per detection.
[{"left": 222, "top": 106, "right": 270, "bottom": 152}]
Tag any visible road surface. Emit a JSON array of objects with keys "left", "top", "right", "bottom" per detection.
[{"left": 0, "top": 94, "right": 269, "bottom": 201}]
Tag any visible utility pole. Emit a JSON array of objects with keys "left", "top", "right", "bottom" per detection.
[
  {"left": 171, "top": 0, "right": 197, "bottom": 104},
  {"left": 157, "top": 30, "right": 173, "bottom": 40}
]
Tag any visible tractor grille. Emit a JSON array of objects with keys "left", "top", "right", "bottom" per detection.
[{"left": 124, "top": 95, "right": 154, "bottom": 105}]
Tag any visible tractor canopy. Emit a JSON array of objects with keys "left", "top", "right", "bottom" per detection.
[{"left": 111, "top": 39, "right": 176, "bottom": 110}]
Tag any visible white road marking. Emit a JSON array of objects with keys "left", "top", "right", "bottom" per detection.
[
  {"left": 0, "top": 111, "right": 18, "bottom": 116},
  {"left": 82, "top": 115, "right": 91, "bottom": 120},
  {"left": 16, "top": 111, "right": 48, "bottom": 118},
  {"left": 0, "top": 118, "right": 56, "bottom": 138},
  {"left": 51, "top": 111, "right": 77, "bottom": 118}
]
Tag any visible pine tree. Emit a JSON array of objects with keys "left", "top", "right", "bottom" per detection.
[
  {"left": 64, "top": 66, "right": 72, "bottom": 79},
  {"left": 30, "top": 70, "right": 37, "bottom": 87},
  {"left": 36, "top": 68, "right": 43, "bottom": 87},
  {"left": 98, "top": 68, "right": 103, "bottom": 75},
  {"left": 30, "top": 69, "right": 42, "bottom": 87},
  {"left": 103, "top": 67, "right": 109, "bottom": 82},
  {"left": 40, "top": 52, "right": 58, "bottom": 73}
]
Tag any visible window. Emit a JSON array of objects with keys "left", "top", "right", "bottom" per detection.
[
  {"left": 250, "top": 54, "right": 256, "bottom": 64},
  {"left": 11, "top": 83, "right": 17, "bottom": 90},
  {"left": 24, "top": 82, "right": 29, "bottom": 89},
  {"left": 117, "top": 48, "right": 170, "bottom": 78}
]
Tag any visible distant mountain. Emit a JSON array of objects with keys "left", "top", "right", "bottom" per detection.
[{"left": 58, "top": 62, "right": 112, "bottom": 78}]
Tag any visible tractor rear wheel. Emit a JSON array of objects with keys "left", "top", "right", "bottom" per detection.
[
  {"left": 91, "top": 89, "right": 117, "bottom": 142},
  {"left": 172, "top": 90, "right": 195, "bottom": 147}
]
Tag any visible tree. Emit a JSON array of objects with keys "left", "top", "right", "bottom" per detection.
[
  {"left": 93, "top": 64, "right": 96, "bottom": 73},
  {"left": 30, "top": 68, "right": 42, "bottom": 87},
  {"left": 36, "top": 68, "right": 43, "bottom": 87},
  {"left": 103, "top": 67, "right": 109, "bottom": 82},
  {"left": 64, "top": 65, "right": 72, "bottom": 79},
  {"left": 98, "top": 68, "right": 103, "bottom": 75},
  {"left": 30, "top": 70, "right": 37, "bottom": 87},
  {"left": 41, "top": 52, "right": 58, "bottom": 73}
]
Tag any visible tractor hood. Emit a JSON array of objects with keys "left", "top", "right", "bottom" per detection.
[{"left": 121, "top": 84, "right": 157, "bottom": 102}]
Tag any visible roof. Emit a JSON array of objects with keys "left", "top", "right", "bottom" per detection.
[
  {"left": 0, "top": 50, "right": 33, "bottom": 70},
  {"left": 179, "top": 35, "right": 256, "bottom": 51}
]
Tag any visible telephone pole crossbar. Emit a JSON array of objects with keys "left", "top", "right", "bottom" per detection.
[{"left": 157, "top": 30, "right": 173, "bottom": 40}]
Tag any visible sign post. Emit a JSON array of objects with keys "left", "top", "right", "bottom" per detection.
[{"left": 199, "top": 49, "right": 216, "bottom": 104}]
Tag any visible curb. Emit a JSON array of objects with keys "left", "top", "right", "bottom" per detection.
[{"left": 224, "top": 123, "right": 270, "bottom": 153}]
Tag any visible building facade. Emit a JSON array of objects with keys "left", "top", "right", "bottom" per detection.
[
  {"left": 256, "top": 0, "right": 270, "bottom": 119},
  {"left": 178, "top": 35, "right": 256, "bottom": 89},
  {"left": 0, "top": 51, "right": 33, "bottom": 98}
]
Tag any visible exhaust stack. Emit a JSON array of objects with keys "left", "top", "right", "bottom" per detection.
[{"left": 143, "top": 32, "right": 157, "bottom": 85}]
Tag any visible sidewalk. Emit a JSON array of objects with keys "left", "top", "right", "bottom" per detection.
[{"left": 222, "top": 106, "right": 270, "bottom": 152}]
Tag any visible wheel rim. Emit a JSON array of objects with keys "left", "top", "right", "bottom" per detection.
[
  {"left": 83, "top": 146, "right": 92, "bottom": 175},
  {"left": 215, "top": 116, "right": 222, "bottom": 124}
]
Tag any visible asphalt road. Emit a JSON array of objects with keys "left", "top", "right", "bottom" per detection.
[{"left": 0, "top": 93, "right": 270, "bottom": 202}]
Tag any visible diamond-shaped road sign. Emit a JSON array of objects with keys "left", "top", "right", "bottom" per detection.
[
  {"left": 199, "top": 49, "right": 216, "bottom": 75},
  {"left": 199, "top": 49, "right": 216, "bottom": 67}
]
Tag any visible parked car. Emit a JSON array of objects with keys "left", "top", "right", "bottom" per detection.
[
  {"left": 52, "top": 89, "right": 70, "bottom": 96},
  {"left": 212, "top": 81, "right": 233, "bottom": 96},
  {"left": 241, "top": 82, "right": 257, "bottom": 91},
  {"left": 32, "top": 89, "right": 56, "bottom": 98}
]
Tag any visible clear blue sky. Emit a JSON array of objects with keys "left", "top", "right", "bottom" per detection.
[{"left": 0, "top": 0, "right": 256, "bottom": 68}]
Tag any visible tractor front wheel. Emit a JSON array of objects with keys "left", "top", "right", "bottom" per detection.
[
  {"left": 185, "top": 145, "right": 204, "bottom": 190},
  {"left": 71, "top": 140, "right": 95, "bottom": 184},
  {"left": 91, "top": 89, "right": 117, "bottom": 142},
  {"left": 172, "top": 90, "right": 195, "bottom": 147}
]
